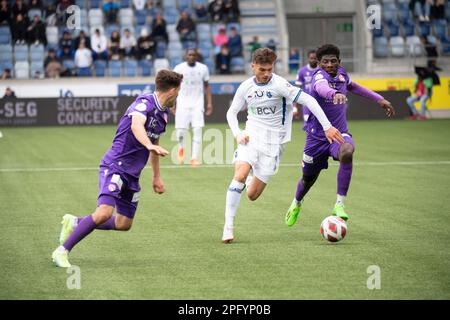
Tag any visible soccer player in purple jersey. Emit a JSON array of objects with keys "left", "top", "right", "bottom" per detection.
[
  {"left": 285, "top": 44, "right": 395, "bottom": 226},
  {"left": 52, "top": 70, "right": 183, "bottom": 268},
  {"left": 294, "top": 50, "right": 319, "bottom": 122}
]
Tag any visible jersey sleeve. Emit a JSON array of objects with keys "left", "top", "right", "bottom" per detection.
[
  {"left": 127, "top": 97, "right": 151, "bottom": 120},
  {"left": 277, "top": 78, "right": 302, "bottom": 104},
  {"left": 203, "top": 64, "right": 210, "bottom": 82},
  {"left": 226, "top": 82, "right": 247, "bottom": 137}
]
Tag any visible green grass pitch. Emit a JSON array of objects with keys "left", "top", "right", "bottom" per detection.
[{"left": 0, "top": 120, "right": 449, "bottom": 299}]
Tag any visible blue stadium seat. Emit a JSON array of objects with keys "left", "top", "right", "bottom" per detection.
[
  {"left": 372, "top": 24, "right": 384, "bottom": 37},
  {"left": 0, "top": 61, "right": 14, "bottom": 75},
  {"left": 178, "top": 0, "right": 191, "bottom": 11},
  {"left": 75, "top": 0, "right": 85, "bottom": 9},
  {"left": 106, "top": 24, "right": 120, "bottom": 37},
  {"left": 124, "top": 59, "right": 138, "bottom": 77},
  {"left": 387, "top": 21, "right": 400, "bottom": 37},
  {"left": 138, "top": 59, "right": 152, "bottom": 76},
  {"left": 94, "top": 60, "right": 106, "bottom": 77},
  {"left": 373, "top": 36, "right": 389, "bottom": 57},
  {"left": 0, "top": 44, "right": 13, "bottom": 63},
  {"left": 170, "top": 56, "right": 183, "bottom": 69},
  {"left": 406, "top": 35, "right": 422, "bottom": 56},
  {"left": 0, "top": 26, "right": 11, "bottom": 44},
  {"left": 155, "top": 41, "right": 167, "bottom": 58},
  {"left": 402, "top": 20, "right": 416, "bottom": 37},
  {"left": 389, "top": 36, "right": 405, "bottom": 57},
  {"left": 28, "top": 9, "right": 42, "bottom": 20},
  {"left": 120, "top": 0, "right": 130, "bottom": 8},
  {"left": 164, "top": 8, "right": 180, "bottom": 25},
  {"left": 193, "top": 0, "right": 208, "bottom": 6},
  {"left": 30, "top": 44, "right": 45, "bottom": 62},
  {"left": 182, "top": 41, "right": 197, "bottom": 49},
  {"left": 14, "top": 45, "right": 29, "bottom": 62},
  {"left": 108, "top": 60, "right": 122, "bottom": 77},
  {"left": 30, "top": 61, "right": 44, "bottom": 78},
  {"left": 230, "top": 56, "right": 245, "bottom": 74},
  {"left": 419, "top": 21, "right": 431, "bottom": 37},
  {"left": 382, "top": 3, "right": 398, "bottom": 24},
  {"left": 136, "top": 10, "right": 147, "bottom": 25},
  {"left": 203, "top": 58, "right": 214, "bottom": 74},
  {"left": 434, "top": 19, "right": 448, "bottom": 41},
  {"left": 90, "top": 0, "right": 101, "bottom": 8},
  {"left": 63, "top": 60, "right": 76, "bottom": 75},
  {"left": 163, "top": 0, "right": 177, "bottom": 9},
  {"left": 14, "top": 61, "right": 29, "bottom": 79}
]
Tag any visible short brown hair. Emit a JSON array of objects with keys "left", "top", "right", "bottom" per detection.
[
  {"left": 155, "top": 69, "right": 183, "bottom": 92},
  {"left": 252, "top": 48, "right": 277, "bottom": 65}
]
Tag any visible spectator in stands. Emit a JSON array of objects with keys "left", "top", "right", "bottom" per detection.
[
  {"left": 137, "top": 28, "right": 154, "bottom": 60},
  {"left": 3, "top": 87, "right": 16, "bottom": 99},
  {"left": 74, "top": 41, "right": 92, "bottom": 77},
  {"left": 91, "top": 28, "right": 108, "bottom": 60},
  {"left": 12, "top": 0, "right": 28, "bottom": 21},
  {"left": 103, "top": 0, "right": 119, "bottom": 24},
  {"left": 247, "top": 35, "right": 261, "bottom": 56},
  {"left": 26, "top": 14, "right": 46, "bottom": 45},
  {"left": 59, "top": 30, "right": 74, "bottom": 59},
  {"left": 421, "top": 36, "right": 442, "bottom": 70},
  {"left": 29, "top": 0, "right": 43, "bottom": 10},
  {"left": 133, "top": 0, "right": 146, "bottom": 11},
  {"left": 146, "top": 0, "right": 160, "bottom": 17},
  {"left": 1, "top": 68, "right": 12, "bottom": 79},
  {"left": 215, "top": 45, "right": 231, "bottom": 74},
  {"left": 228, "top": 26, "right": 243, "bottom": 57},
  {"left": 410, "top": 0, "right": 431, "bottom": 21},
  {"left": 430, "top": 0, "right": 446, "bottom": 20},
  {"left": 151, "top": 12, "right": 168, "bottom": 44},
  {"left": 55, "top": 0, "right": 73, "bottom": 26},
  {"left": 120, "top": 28, "right": 137, "bottom": 59},
  {"left": 177, "top": 11, "right": 197, "bottom": 46},
  {"left": 194, "top": 3, "right": 208, "bottom": 22},
  {"left": 266, "top": 38, "right": 277, "bottom": 53},
  {"left": 223, "top": 0, "right": 239, "bottom": 22},
  {"left": 406, "top": 70, "right": 433, "bottom": 120},
  {"left": 44, "top": 48, "right": 63, "bottom": 78},
  {"left": 74, "top": 30, "right": 91, "bottom": 52},
  {"left": 213, "top": 25, "right": 229, "bottom": 54},
  {"left": 11, "top": 13, "right": 28, "bottom": 44},
  {"left": 288, "top": 48, "right": 300, "bottom": 74},
  {"left": 209, "top": 0, "right": 224, "bottom": 22},
  {"left": 0, "top": 0, "right": 11, "bottom": 26},
  {"left": 108, "top": 30, "right": 121, "bottom": 60},
  {"left": 44, "top": 3, "right": 57, "bottom": 26}
]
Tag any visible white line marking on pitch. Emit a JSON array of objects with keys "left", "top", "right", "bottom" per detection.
[{"left": 1, "top": 161, "right": 450, "bottom": 173}]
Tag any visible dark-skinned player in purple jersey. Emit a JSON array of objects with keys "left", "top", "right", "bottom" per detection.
[{"left": 285, "top": 44, "right": 395, "bottom": 226}]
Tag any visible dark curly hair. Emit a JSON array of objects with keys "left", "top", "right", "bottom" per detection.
[{"left": 316, "top": 44, "right": 340, "bottom": 61}]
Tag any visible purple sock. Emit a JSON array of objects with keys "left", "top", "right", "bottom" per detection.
[
  {"left": 63, "top": 215, "right": 97, "bottom": 252},
  {"left": 77, "top": 215, "right": 116, "bottom": 230},
  {"left": 337, "top": 162, "right": 353, "bottom": 196},
  {"left": 295, "top": 179, "right": 307, "bottom": 202}
]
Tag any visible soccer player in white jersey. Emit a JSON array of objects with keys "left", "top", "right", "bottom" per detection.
[
  {"left": 222, "top": 48, "right": 345, "bottom": 243},
  {"left": 173, "top": 48, "right": 213, "bottom": 166}
]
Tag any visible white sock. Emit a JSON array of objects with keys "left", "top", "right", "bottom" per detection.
[
  {"left": 58, "top": 246, "right": 68, "bottom": 253},
  {"left": 192, "top": 127, "right": 202, "bottom": 160},
  {"left": 225, "top": 179, "right": 245, "bottom": 229},
  {"left": 336, "top": 194, "right": 345, "bottom": 206},
  {"left": 294, "top": 198, "right": 302, "bottom": 206},
  {"left": 176, "top": 128, "right": 188, "bottom": 149}
]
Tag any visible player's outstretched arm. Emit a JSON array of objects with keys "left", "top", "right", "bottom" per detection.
[
  {"left": 347, "top": 82, "right": 395, "bottom": 117},
  {"left": 296, "top": 91, "right": 345, "bottom": 144},
  {"left": 131, "top": 115, "right": 169, "bottom": 156}
]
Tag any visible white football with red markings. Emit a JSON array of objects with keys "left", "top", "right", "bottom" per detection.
[{"left": 320, "top": 216, "right": 347, "bottom": 242}]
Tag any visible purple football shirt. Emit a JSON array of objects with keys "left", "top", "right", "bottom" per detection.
[
  {"left": 306, "top": 66, "right": 351, "bottom": 141},
  {"left": 101, "top": 93, "right": 168, "bottom": 178},
  {"left": 295, "top": 64, "right": 318, "bottom": 94}
]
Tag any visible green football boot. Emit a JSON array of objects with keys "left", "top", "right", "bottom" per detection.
[
  {"left": 52, "top": 247, "right": 71, "bottom": 268},
  {"left": 59, "top": 214, "right": 77, "bottom": 245},
  {"left": 332, "top": 204, "right": 349, "bottom": 221},
  {"left": 285, "top": 199, "right": 303, "bottom": 227}
]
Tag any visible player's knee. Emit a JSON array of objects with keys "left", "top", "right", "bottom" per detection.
[
  {"left": 247, "top": 192, "right": 259, "bottom": 201},
  {"left": 339, "top": 144, "right": 354, "bottom": 163},
  {"left": 93, "top": 205, "right": 114, "bottom": 224},
  {"left": 116, "top": 222, "right": 132, "bottom": 231},
  {"left": 233, "top": 174, "right": 247, "bottom": 183}
]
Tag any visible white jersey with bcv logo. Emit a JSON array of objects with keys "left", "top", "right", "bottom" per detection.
[
  {"left": 173, "top": 61, "right": 210, "bottom": 112},
  {"left": 228, "top": 73, "right": 301, "bottom": 153}
]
